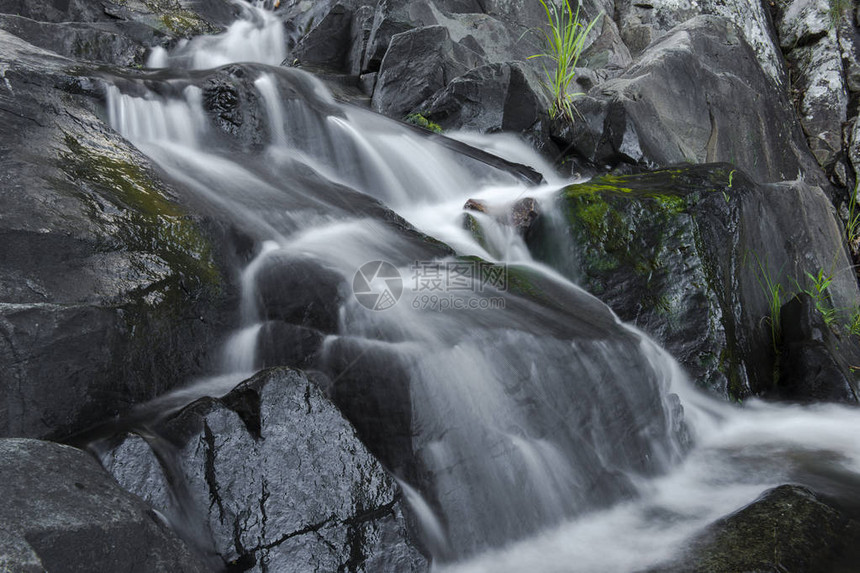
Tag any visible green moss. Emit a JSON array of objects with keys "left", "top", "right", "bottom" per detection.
[
  {"left": 56, "top": 134, "right": 221, "bottom": 293},
  {"left": 404, "top": 113, "right": 443, "bottom": 134},
  {"left": 159, "top": 11, "right": 211, "bottom": 37},
  {"left": 654, "top": 194, "right": 686, "bottom": 215},
  {"left": 462, "top": 213, "right": 491, "bottom": 254}
]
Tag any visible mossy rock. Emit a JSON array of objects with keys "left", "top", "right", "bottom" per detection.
[
  {"left": 529, "top": 164, "right": 739, "bottom": 396},
  {"left": 528, "top": 163, "right": 860, "bottom": 402},
  {"left": 56, "top": 133, "right": 221, "bottom": 294},
  {"left": 656, "top": 485, "right": 859, "bottom": 573}
]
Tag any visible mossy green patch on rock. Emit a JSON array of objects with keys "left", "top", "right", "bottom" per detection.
[
  {"left": 528, "top": 164, "right": 744, "bottom": 397},
  {"left": 404, "top": 113, "right": 444, "bottom": 134},
  {"left": 656, "top": 485, "right": 858, "bottom": 573},
  {"left": 55, "top": 133, "right": 221, "bottom": 296},
  {"left": 158, "top": 10, "right": 212, "bottom": 37}
]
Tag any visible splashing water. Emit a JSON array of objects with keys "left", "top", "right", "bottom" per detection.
[{"left": 99, "top": 2, "right": 860, "bottom": 569}]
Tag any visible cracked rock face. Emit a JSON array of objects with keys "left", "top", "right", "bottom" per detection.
[{"left": 101, "top": 368, "right": 427, "bottom": 572}]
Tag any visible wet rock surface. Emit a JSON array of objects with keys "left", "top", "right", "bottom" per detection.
[
  {"left": 655, "top": 485, "right": 860, "bottom": 573},
  {"left": 0, "top": 30, "right": 230, "bottom": 439},
  {"left": 529, "top": 163, "right": 860, "bottom": 400},
  {"left": 0, "top": 438, "right": 209, "bottom": 572},
  {"left": 101, "top": 368, "right": 428, "bottom": 572},
  {"left": 776, "top": 293, "right": 860, "bottom": 403}
]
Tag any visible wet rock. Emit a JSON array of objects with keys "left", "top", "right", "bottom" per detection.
[
  {"left": 256, "top": 321, "right": 324, "bottom": 369},
  {"left": 254, "top": 255, "right": 345, "bottom": 333},
  {"left": 510, "top": 197, "right": 539, "bottom": 237},
  {"left": 348, "top": 4, "right": 376, "bottom": 75},
  {"left": 320, "top": 337, "right": 417, "bottom": 481},
  {"left": 558, "top": 16, "right": 825, "bottom": 188},
  {"left": 528, "top": 164, "right": 860, "bottom": 399},
  {"left": 101, "top": 368, "right": 428, "bottom": 572},
  {"left": 417, "top": 62, "right": 549, "bottom": 144},
  {"left": 362, "top": 0, "right": 416, "bottom": 74},
  {"left": 775, "top": 294, "right": 860, "bottom": 403},
  {"left": 464, "top": 198, "right": 489, "bottom": 213},
  {"left": 0, "top": 15, "right": 153, "bottom": 66},
  {"left": 657, "top": 485, "right": 858, "bottom": 572},
  {"left": 372, "top": 25, "right": 485, "bottom": 119},
  {"left": 0, "top": 438, "right": 208, "bottom": 572},
  {"left": 462, "top": 197, "right": 539, "bottom": 238},
  {"left": 292, "top": 3, "right": 354, "bottom": 71},
  {"left": 0, "top": 31, "right": 228, "bottom": 439},
  {"left": 0, "top": 0, "right": 233, "bottom": 66}
]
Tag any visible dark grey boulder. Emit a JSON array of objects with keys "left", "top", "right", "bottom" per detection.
[
  {"left": 0, "top": 0, "right": 235, "bottom": 66},
  {"left": 558, "top": 16, "right": 826, "bottom": 188},
  {"left": 655, "top": 485, "right": 858, "bottom": 573},
  {"left": 613, "top": 0, "right": 784, "bottom": 86},
  {"left": 292, "top": 3, "right": 354, "bottom": 71},
  {"left": 0, "top": 31, "right": 229, "bottom": 439},
  {"left": 256, "top": 321, "right": 324, "bottom": 369},
  {"left": 372, "top": 25, "right": 485, "bottom": 119},
  {"left": 775, "top": 293, "right": 860, "bottom": 403},
  {"left": 528, "top": 163, "right": 860, "bottom": 400},
  {"left": 417, "top": 61, "right": 549, "bottom": 145},
  {"left": 0, "top": 438, "right": 209, "bottom": 572},
  {"left": 100, "top": 368, "right": 428, "bottom": 572},
  {"left": 0, "top": 15, "right": 153, "bottom": 67},
  {"left": 254, "top": 254, "right": 345, "bottom": 333}
]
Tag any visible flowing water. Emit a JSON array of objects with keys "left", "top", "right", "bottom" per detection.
[{"left": 99, "top": 2, "right": 860, "bottom": 570}]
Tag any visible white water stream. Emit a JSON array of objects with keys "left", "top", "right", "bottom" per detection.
[{"left": 102, "top": 2, "right": 860, "bottom": 570}]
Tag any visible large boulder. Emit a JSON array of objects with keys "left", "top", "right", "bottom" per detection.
[
  {"left": 0, "top": 438, "right": 209, "bottom": 572},
  {"left": 776, "top": 293, "right": 860, "bottom": 403},
  {"left": 558, "top": 16, "right": 826, "bottom": 188},
  {"left": 614, "top": 0, "right": 785, "bottom": 87},
  {"left": 416, "top": 61, "right": 550, "bottom": 146},
  {"left": 656, "top": 485, "right": 859, "bottom": 572},
  {"left": 0, "top": 30, "right": 229, "bottom": 439},
  {"left": 100, "top": 368, "right": 428, "bottom": 572},
  {"left": 371, "top": 25, "right": 485, "bottom": 119},
  {"left": 528, "top": 163, "right": 860, "bottom": 400}
]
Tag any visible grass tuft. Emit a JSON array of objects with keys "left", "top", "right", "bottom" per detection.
[
  {"left": 752, "top": 254, "right": 784, "bottom": 351},
  {"left": 528, "top": 0, "right": 601, "bottom": 123}
]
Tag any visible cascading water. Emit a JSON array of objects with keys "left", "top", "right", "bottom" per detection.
[{"left": 97, "top": 2, "right": 860, "bottom": 570}]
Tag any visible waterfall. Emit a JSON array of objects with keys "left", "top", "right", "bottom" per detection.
[{"left": 99, "top": 2, "right": 860, "bottom": 570}]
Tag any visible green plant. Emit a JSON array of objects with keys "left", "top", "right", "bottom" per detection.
[
  {"left": 727, "top": 169, "right": 736, "bottom": 188},
  {"left": 752, "top": 254, "right": 784, "bottom": 350},
  {"left": 829, "top": 0, "right": 850, "bottom": 27},
  {"left": 846, "top": 180, "right": 860, "bottom": 249},
  {"left": 847, "top": 307, "right": 860, "bottom": 337},
  {"left": 404, "top": 113, "right": 443, "bottom": 134},
  {"left": 528, "top": 0, "right": 601, "bottom": 123},
  {"left": 796, "top": 268, "right": 837, "bottom": 326}
]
